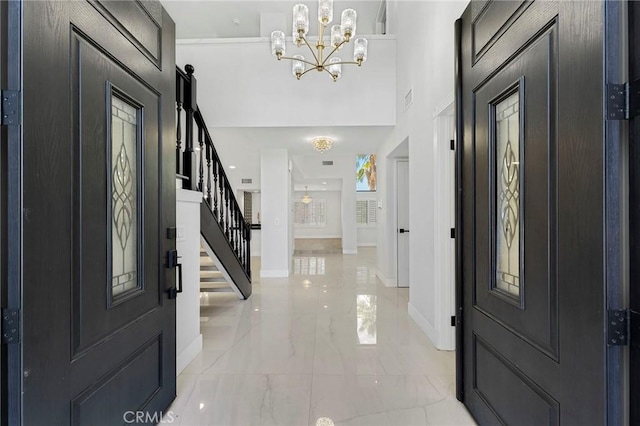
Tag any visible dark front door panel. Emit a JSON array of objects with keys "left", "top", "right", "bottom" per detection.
[
  {"left": 22, "top": 1, "right": 177, "bottom": 423},
  {"left": 457, "top": 1, "right": 613, "bottom": 424}
]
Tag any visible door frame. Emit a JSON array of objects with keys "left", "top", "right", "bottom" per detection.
[
  {"left": 432, "top": 97, "right": 456, "bottom": 351},
  {"left": 1, "top": 0, "right": 23, "bottom": 424},
  {"left": 454, "top": 16, "right": 464, "bottom": 403},
  {"left": 605, "top": 1, "right": 629, "bottom": 424},
  {"left": 395, "top": 158, "right": 409, "bottom": 288}
]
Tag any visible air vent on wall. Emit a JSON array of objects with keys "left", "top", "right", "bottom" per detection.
[
  {"left": 241, "top": 178, "right": 252, "bottom": 184},
  {"left": 322, "top": 160, "right": 334, "bottom": 166}
]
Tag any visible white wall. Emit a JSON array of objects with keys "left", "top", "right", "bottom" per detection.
[
  {"left": 294, "top": 190, "right": 342, "bottom": 238},
  {"left": 176, "top": 36, "right": 396, "bottom": 128},
  {"left": 260, "top": 149, "right": 292, "bottom": 277},
  {"left": 377, "top": 0, "right": 468, "bottom": 350},
  {"left": 176, "top": 189, "right": 203, "bottom": 374},
  {"left": 357, "top": 191, "right": 377, "bottom": 246}
]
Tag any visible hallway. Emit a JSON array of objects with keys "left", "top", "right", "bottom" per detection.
[{"left": 169, "top": 248, "right": 476, "bottom": 425}]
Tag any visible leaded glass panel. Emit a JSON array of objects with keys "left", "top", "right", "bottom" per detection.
[
  {"left": 111, "top": 95, "right": 139, "bottom": 297},
  {"left": 495, "top": 92, "right": 521, "bottom": 297}
]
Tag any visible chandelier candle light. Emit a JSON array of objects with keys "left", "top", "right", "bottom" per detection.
[
  {"left": 302, "top": 186, "right": 313, "bottom": 204},
  {"left": 270, "top": 0, "right": 368, "bottom": 82}
]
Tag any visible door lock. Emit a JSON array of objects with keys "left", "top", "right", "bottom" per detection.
[{"left": 399, "top": 228, "right": 410, "bottom": 233}]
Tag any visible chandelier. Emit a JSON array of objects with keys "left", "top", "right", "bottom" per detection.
[
  {"left": 301, "top": 186, "right": 313, "bottom": 204},
  {"left": 312, "top": 137, "right": 333, "bottom": 153},
  {"left": 270, "top": 0, "right": 368, "bottom": 82}
]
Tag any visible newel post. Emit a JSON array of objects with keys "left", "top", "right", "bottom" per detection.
[{"left": 183, "top": 64, "right": 198, "bottom": 190}]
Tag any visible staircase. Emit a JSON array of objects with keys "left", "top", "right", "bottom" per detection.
[
  {"left": 176, "top": 64, "right": 252, "bottom": 299},
  {"left": 199, "top": 248, "right": 227, "bottom": 291}
]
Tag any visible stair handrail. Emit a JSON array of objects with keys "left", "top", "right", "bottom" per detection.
[{"left": 176, "top": 64, "right": 251, "bottom": 279}]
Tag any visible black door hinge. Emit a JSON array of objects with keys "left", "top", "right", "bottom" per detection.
[
  {"left": 607, "top": 309, "right": 640, "bottom": 346},
  {"left": 1, "top": 90, "right": 20, "bottom": 126},
  {"left": 450, "top": 139, "right": 455, "bottom": 150},
  {"left": 1, "top": 309, "right": 20, "bottom": 344},
  {"left": 607, "top": 80, "right": 640, "bottom": 120},
  {"left": 450, "top": 228, "right": 456, "bottom": 238},
  {"left": 451, "top": 315, "right": 456, "bottom": 327}
]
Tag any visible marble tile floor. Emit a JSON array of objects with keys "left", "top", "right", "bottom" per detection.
[{"left": 169, "top": 248, "right": 477, "bottom": 426}]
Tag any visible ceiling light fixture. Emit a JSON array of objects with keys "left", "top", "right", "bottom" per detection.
[
  {"left": 312, "top": 137, "right": 333, "bottom": 153},
  {"left": 229, "top": 165, "right": 236, "bottom": 169},
  {"left": 270, "top": 0, "right": 368, "bottom": 82},
  {"left": 301, "top": 186, "right": 312, "bottom": 204}
]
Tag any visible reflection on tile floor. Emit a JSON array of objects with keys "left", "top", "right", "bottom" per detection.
[{"left": 170, "top": 248, "right": 477, "bottom": 426}]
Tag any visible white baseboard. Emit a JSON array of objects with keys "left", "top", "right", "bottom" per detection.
[
  {"left": 260, "top": 269, "right": 290, "bottom": 278},
  {"left": 177, "top": 334, "right": 202, "bottom": 375},
  {"left": 408, "top": 302, "right": 439, "bottom": 347},
  {"left": 294, "top": 235, "right": 342, "bottom": 239},
  {"left": 342, "top": 249, "right": 357, "bottom": 254},
  {"left": 375, "top": 269, "right": 397, "bottom": 287},
  {"left": 357, "top": 243, "right": 377, "bottom": 247}
]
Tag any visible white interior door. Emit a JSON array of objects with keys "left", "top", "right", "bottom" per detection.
[{"left": 397, "top": 160, "right": 410, "bottom": 287}]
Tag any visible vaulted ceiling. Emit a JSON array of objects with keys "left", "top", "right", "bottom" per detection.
[
  {"left": 161, "top": 0, "right": 391, "bottom": 191},
  {"left": 162, "top": 0, "right": 384, "bottom": 39}
]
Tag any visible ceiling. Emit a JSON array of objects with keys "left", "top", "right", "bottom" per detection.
[
  {"left": 211, "top": 125, "right": 393, "bottom": 189},
  {"left": 161, "top": 0, "right": 384, "bottom": 39},
  {"left": 162, "top": 0, "right": 391, "bottom": 191}
]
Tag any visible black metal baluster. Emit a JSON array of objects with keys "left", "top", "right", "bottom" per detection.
[
  {"left": 224, "top": 185, "right": 230, "bottom": 240},
  {"left": 212, "top": 160, "right": 218, "bottom": 217},
  {"left": 198, "top": 126, "right": 204, "bottom": 192},
  {"left": 206, "top": 144, "right": 212, "bottom": 205},
  {"left": 219, "top": 174, "right": 225, "bottom": 230},
  {"left": 242, "top": 222, "right": 247, "bottom": 266},
  {"left": 229, "top": 197, "right": 235, "bottom": 248},
  {"left": 176, "top": 99, "right": 183, "bottom": 176},
  {"left": 240, "top": 221, "right": 245, "bottom": 263},
  {"left": 238, "top": 220, "right": 243, "bottom": 263},
  {"left": 235, "top": 209, "right": 240, "bottom": 255}
]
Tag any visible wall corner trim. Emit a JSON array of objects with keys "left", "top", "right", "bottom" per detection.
[
  {"left": 375, "top": 269, "right": 397, "bottom": 287},
  {"left": 408, "top": 302, "right": 439, "bottom": 348},
  {"left": 177, "top": 334, "right": 202, "bottom": 375}
]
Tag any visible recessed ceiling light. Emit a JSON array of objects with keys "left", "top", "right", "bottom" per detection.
[
  {"left": 229, "top": 165, "right": 236, "bottom": 169},
  {"left": 322, "top": 181, "right": 327, "bottom": 184},
  {"left": 322, "top": 188, "right": 326, "bottom": 191}
]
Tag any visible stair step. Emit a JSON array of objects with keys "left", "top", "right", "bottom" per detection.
[
  {"left": 201, "top": 270, "right": 223, "bottom": 277},
  {"left": 200, "top": 281, "right": 232, "bottom": 293},
  {"left": 200, "top": 264, "right": 219, "bottom": 271},
  {"left": 201, "top": 276, "right": 227, "bottom": 283},
  {"left": 200, "top": 287, "right": 234, "bottom": 293}
]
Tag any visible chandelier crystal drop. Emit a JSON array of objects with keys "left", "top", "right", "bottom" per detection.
[
  {"left": 271, "top": 1, "right": 368, "bottom": 82},
  {"left": 312, "top": 137, "right": 333, "bottom": 153}
]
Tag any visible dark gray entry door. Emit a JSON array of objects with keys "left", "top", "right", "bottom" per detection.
[
  {"left": 457, "top": 1, "right": 617, "bottom": 424},
  {"left": 22, "top": 1, "right": 177, "bottom": 424}
]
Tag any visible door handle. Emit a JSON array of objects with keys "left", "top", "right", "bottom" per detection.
[
  {"left": 167, "top": 249, "right": 183, "bottom": 299},
  {"left": 399, "top": 229, "right": 410, "bottom": 233}
]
